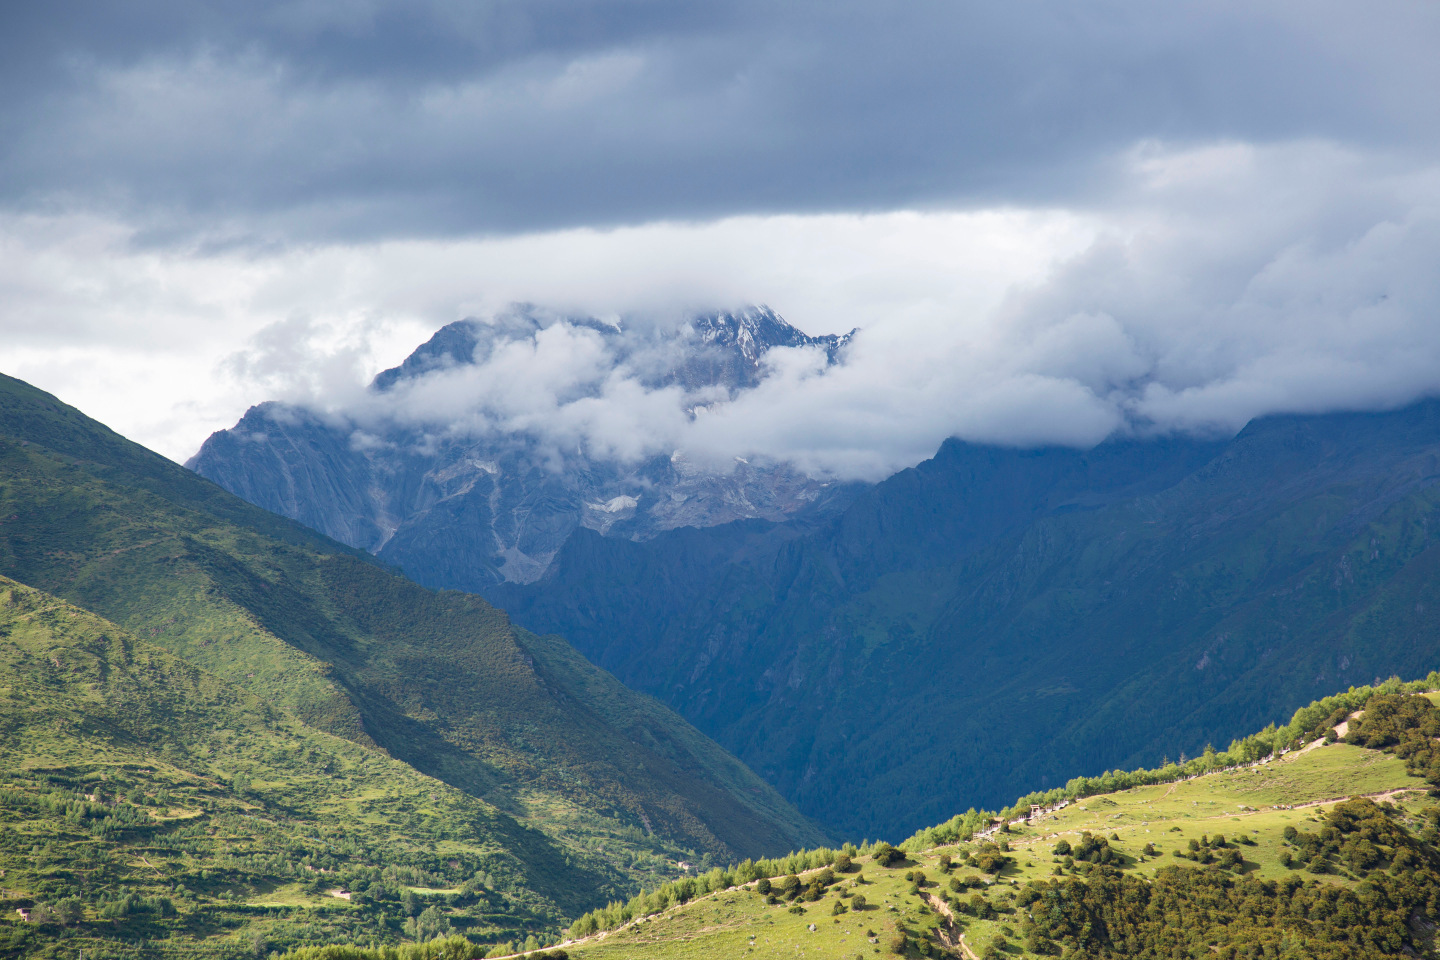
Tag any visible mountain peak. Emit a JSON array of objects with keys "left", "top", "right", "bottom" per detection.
[
  {"left": 191, "top": 305, "right": 865, "bottom": 587},
  {"left": 690, "top": 305, "right": 855, "bottom": 363},
  {"left": 369, "top": 305, "right": 855, "bottom": 394},
  {"left": 370, "top": 318, "right": 486, "bottom": 392}
]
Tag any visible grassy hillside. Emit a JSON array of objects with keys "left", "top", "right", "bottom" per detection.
[
  {"left": 0, "top": 374, "right": 825, "bottom": 893},
  {"left": 554, "top": 755, "right": 1435, "bottom": 959},
  {"left": 0, "top": 576, "right": 594, "bottom": 959},
  {"left": 533, "top": 679, "right": 1440, "bottom": 959}
]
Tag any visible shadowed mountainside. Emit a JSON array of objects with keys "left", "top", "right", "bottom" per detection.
[{"left": 491, "top": 402, "right": 1440, "bottom": 837}]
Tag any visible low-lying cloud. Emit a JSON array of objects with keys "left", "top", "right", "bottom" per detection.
[
  {"left": 254, "top": 141, "right": 1440, "bottom": 482},
  {"left": 4, "top": 141, "right": 1440, "bottom": 478}
]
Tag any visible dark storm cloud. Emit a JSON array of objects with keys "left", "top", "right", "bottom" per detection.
[{"left": 3, "top": 0, "right": 1438, "bottom": 240}]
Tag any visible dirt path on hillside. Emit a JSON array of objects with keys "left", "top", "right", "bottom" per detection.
[
  {"left": 1288, "top": 712, "right": 1364, "bottom": 759},
  {"left": 925, "top": 892, "right": 980, "bottom": 959},
  {"left": 1281, "top": 788, "right": 1414, "bottom": 812},
  {"left": 1155, "top": 787, "right": 1416, "bottom": 826}
]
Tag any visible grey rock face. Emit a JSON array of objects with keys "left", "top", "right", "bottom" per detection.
[{"left": 188, "top": 306, "right": 862, "bottom": 591}]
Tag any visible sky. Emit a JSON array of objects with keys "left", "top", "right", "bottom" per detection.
[{"left": 3, "top": 0, "right": 1440, "bottom": 477}]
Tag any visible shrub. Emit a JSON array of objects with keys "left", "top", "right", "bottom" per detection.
[{"left": 872, "top": 843, "right": 904, "bottom": 867}]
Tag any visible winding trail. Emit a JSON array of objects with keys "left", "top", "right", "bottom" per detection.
[{"left": 925, "top": 891, "right": 981, "bottom": 959}]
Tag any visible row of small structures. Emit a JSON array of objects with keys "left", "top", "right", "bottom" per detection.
[{"left": 974, "top": 799, "right": 1072, "bottom": 841}]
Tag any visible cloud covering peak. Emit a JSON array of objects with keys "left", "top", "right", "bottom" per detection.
[{"left": 226, "top": 141, "right": 1440, "bottom": 482}]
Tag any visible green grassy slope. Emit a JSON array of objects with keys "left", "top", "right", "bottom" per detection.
[
  {"left": 0, "top": 373, "right": 825, "bottom": 876},
  {"left": 560, "top": 766, "right": 1435, "bottom": 960},
  {"left": 538, "top": 684, "right": 1440, "bottom": 960},
  {"left": 0, "top": 576, "right": 592, "bottom": 959}
]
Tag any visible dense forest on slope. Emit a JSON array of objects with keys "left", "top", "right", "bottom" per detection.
[
  {"left": 0, "top": 374, "right": 825, "bottom": 890},
  {"left": 490, "top": 402, "right": 1440, "bottom": 837}
]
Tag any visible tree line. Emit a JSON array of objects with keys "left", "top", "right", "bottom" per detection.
[{"left": 904, "top": 672, "right": 1440, "bottom": 851}]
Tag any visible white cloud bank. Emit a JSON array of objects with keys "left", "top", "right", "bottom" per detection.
[{"left": 3, "top": 140, "right": 1440, "bottom": 480}]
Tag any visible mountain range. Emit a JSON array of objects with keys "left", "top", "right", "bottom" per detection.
[
  {"left": 189, "top": 306, "right": 860, "bottom": 587},
  {"left": 187, "top": 311, "right": 1440, "bottom": 842},
  {"left": 491, "top": 402, "right": 1440, "bottom": 837},
  {"left": 7, "top": 358, "right": 1440, "bottom": 957}
]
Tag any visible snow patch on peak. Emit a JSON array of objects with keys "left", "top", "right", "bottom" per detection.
[{"left": 587, "top": 495, "right": 639, "bottom": 514}]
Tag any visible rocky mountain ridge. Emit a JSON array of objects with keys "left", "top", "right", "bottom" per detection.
[{"left": 189, "top": 305, "right": 860, "bottom": 587}]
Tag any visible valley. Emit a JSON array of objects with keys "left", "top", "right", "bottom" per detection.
[
  {"left": 261, "top": 677, "right": 1440, "bottom": 959},
  {"left": 197, "top": 311, "right": 1440, "bottom": 846},
  {"left": 6, "top": 3, "right": 1436, "bottom": 956},
  {"left": 7, "top": 370, "right": 1440, "bottom": 958}
]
